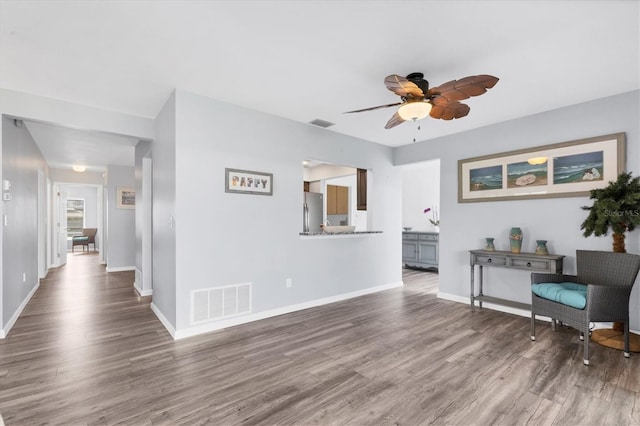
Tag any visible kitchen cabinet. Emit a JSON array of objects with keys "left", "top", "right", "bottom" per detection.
[
  {"left": 327, "top": 184, "right": 348, "bottom": 215},
  {"left": 357, "top": 168, "right": 367, "bottom": 210},
  {"left": 402, "top": 231, "right": 438, "bottom": 270}
]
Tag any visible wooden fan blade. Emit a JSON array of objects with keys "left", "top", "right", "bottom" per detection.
[
  {"left": 343, "top": 102, "right": 402, "bottom": 114},
  {"left": 428, "top": 75, "right": 498, "bottom": 101},
  {"left": 384, "top": 111, "right": 405, "bottom": 129},
  {"left": 429, "top": 98, "right": 470, "bottom": 120},
  {"left": 384, "top": 74, "right": 424, "bottom": 98}
]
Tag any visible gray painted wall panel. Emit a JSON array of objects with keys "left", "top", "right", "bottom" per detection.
[
  {"left": 106, "top": 165, "right": 135, "bottom": 269},
  {"left": 151, "top": 92, "right": 177, "bottom": 327},
  {"left": 1, "top": 116, "right": 47, "bottom": 329},
  {"left": 172, "top": 90, "right": 401, "bottom": 332}
]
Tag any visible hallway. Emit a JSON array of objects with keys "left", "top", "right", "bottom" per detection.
[{"left": 0, "top": 253, "right": 163, "bottom": 424}]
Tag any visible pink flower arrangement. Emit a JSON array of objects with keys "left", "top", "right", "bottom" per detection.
[{"left": 424, "top": 207, "right": 439, "bottom": 226}]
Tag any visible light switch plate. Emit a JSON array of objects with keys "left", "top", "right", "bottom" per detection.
[
  {"left": 3, "top": 193, "right": 10, "bottom": 201},
  {"left": 2, "top": 180, "right": 10, "bottom": 191}
]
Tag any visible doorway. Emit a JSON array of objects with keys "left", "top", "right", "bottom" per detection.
[{"left": 400, "top": 159, "right": 441, "bottom": 288}]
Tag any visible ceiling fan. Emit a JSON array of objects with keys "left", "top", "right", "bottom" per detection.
[{"left": 345, "top": 72, "right": 499, "bottom": 129}]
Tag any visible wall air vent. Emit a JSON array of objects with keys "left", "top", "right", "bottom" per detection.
[
  {"left": 309, "top": 119, "right": 335, "bottom": 128},
  {"left": 191, "top": 283, "right": 252, "bottom": 325}
]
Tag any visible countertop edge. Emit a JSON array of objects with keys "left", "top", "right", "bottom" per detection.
[{"left": 300, "top": 231, "right": 383, "bottom": 239}]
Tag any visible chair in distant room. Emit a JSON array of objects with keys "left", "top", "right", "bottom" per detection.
[
  {"left": 530, "top": 250, "right": 640, "bottom": 365},
  {"left": 72, "top": 228, "right": 97, "bottom": 252}
]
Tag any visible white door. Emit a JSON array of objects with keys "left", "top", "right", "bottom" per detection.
[{"left": 56, "top": 184, "right": 68, "bottom": 266}]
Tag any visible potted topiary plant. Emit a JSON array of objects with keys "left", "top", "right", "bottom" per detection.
[
  {"left": 581, "top": 172, "right": 640, "bottom": 253},
  {"left": 581, "top": 171, "right": 640, "bottom": 351}
]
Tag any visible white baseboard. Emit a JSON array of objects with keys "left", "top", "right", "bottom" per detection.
[
  {"left": 437, "top": 291, "right": 531, "bottom": 318},
  {"left": 1, "top": 280, "right": 40, "bottom": 339},
  {"left": 437, "top": 291, "right": 640, "bottom": 334},
  {"left": 105, "top": 265, "right": 135, "bottom": 272},
  {"left": 172, "top": 281, "right": 404, "bottom": 340},
  {"left": 150, "top": 302, "right": 176, "bottom": 338},
  {"left": 134, "top": 285, "right": 153, "bottom": 297}
]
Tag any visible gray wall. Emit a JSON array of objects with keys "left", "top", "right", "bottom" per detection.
[
  {"left": 1, "top": 116, "right": 47, "bottom": 332},
  {"left": 152, "top": 92, "right": 177, "bottom": 328},
  {"left": 106, "top": 164, "right": 135, "bottom": 270},
  {"left": 153, "top": 89, "right": 401, "bottom": 334},
  {"left": 395, "top": 90, "right": 640, "bottom": 329}
]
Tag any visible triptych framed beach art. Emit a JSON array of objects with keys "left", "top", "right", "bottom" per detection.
[{"left": 458, "top": 133, "right": 625, "bottom": 202}]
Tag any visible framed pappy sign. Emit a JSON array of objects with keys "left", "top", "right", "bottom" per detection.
[
  {"left": 225, "top": 168, "right": 273, "bottom": 196},
  {"left": 458, "top": 133, "right": 625, "bottom": 203}
]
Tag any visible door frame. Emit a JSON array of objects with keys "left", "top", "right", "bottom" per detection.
[{"left": 50, "top": 181, "right": 104, "bottom": 266}]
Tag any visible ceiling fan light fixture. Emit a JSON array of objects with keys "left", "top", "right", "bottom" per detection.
[
  {"left": 72, "top": 164, "right": 87, "bottom": 173},
  {"left": 398, "top": 101, "right": 432, "bottom": 121}
]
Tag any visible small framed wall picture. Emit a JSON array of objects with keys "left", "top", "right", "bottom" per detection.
[
  {"left": 225, "top": 168, "right": 273, "bottom": 196},
  {"left": 116, "top": 186, "right": 136, "bottom": 209}
]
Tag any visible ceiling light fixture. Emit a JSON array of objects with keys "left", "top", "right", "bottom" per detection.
[
  {"left": 72, "top": 165, "right": 87, "bottom": 173},
  {"left": 397, "top": 100, "right": 432, "bottom": 121}
]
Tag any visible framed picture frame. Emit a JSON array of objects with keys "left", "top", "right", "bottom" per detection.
[
  {"left": 116, "top": 186, "right": 136, "bottom": 209},
  {"left": 225, "top": 168, "right": 273, "bottom": 196},
  {"left": 458, "top": 133, "right": 625, "bottom": 203}
]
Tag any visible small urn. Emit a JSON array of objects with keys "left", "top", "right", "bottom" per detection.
[
  {"left": 484, "top": 238, "right": 495, "bottom": 251},
  {"left": 535, "top": 240, "right": 548, "bottom": 255}
]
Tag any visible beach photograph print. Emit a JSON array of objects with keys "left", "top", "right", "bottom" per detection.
[
  {"left": 553, "top": 151, "right": 603, "bottom": 185},
  {"left": 507, "top": 160, "right": 548, "bottom": 188},
  {"left": 469, "top": 165, "right": 502, "bottom": 191}
]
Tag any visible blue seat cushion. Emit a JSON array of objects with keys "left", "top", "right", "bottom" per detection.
[
  {"left": 531, "top": 282, "right": 587, "bottom": 309},
  {"left": 73, "top": 236, "right": 89, "bottom": 242}
]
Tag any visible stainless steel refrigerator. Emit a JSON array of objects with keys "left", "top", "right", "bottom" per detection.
[{"left": 303, "top": 192, "right": 323, "bottom": 233}]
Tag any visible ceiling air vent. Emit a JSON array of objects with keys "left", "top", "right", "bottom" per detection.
[{"left": 309, "top": 119, "right": 335, "bottom": 128}]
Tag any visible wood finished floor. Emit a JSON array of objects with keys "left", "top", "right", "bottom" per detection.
[{"left": 1, "top": 255, "right": 639, "bottom": 425}]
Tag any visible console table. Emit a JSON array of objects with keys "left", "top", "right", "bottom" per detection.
[{"left": 469, "top": 249, "right": 565, "bottom": 312}]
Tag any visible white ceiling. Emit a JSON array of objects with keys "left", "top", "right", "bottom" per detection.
[
  {"left": 23, "top": 121, "right": 139, "bottom": 171},
  {"left": 1, "top": 1, "right": 638, "bottom": 169}
]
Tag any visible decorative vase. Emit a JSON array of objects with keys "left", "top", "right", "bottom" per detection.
[
  {"left": 509, "top": 227, "right": 523, "bottom": 254},
  {"left": 484, "top": 238, "right": 495, "bottom": 251},
  {"left": 535, "top": 240, "right": 548, "bottom": 255}
]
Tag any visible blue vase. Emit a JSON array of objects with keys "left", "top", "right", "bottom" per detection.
[{"left": 509, "top": 227, "right": 523, "bottom": 254}]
